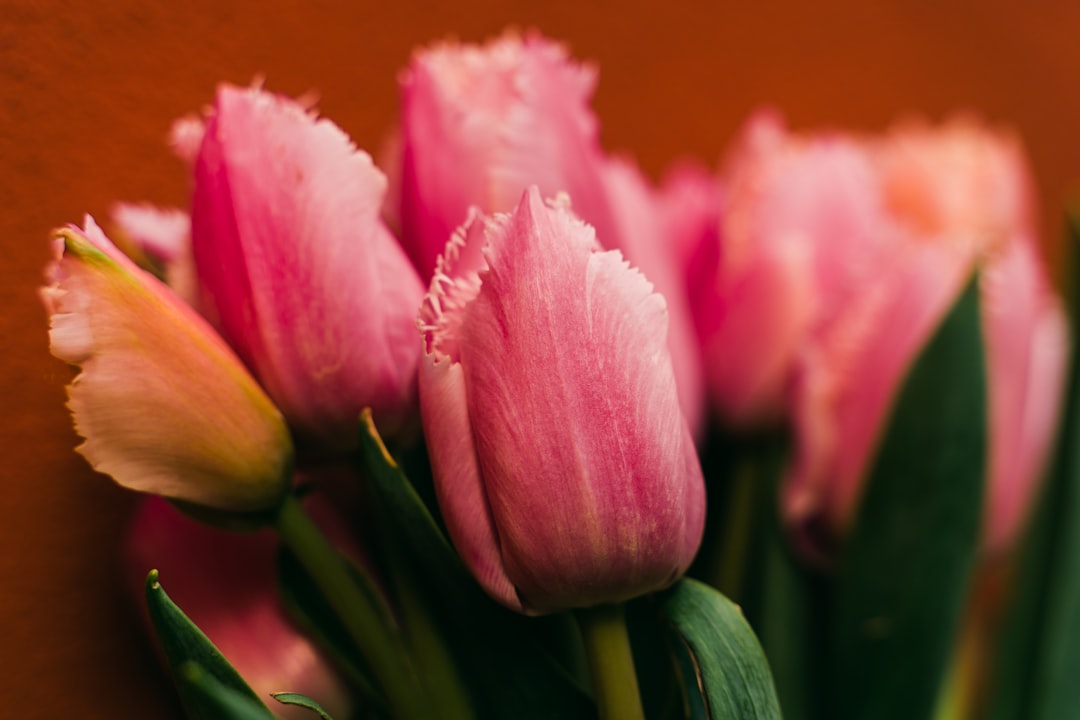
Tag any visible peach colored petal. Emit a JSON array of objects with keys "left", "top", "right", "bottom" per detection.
[{"left": 42, "top": 218, "right": 292, "bottom": 512}]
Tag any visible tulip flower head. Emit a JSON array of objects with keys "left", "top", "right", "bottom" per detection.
[
  {"left": 780, "top": 117, "right": 1067, "bottom": 558},
  {"left": 41, "top": 219, "right": 293, "bottom": 513},
  {"left": 190, "top": 83, "right": 424, "bottom": 451},
  {"left": 418, "top": 187, "right": 706, "bottom": 614},
  {"left": 398, "top": 31, "right": 605, "bottom": 280},
  {"left": 693, "top": 112, "right": 891, "bottom": 428},
  {"left": 399, "top": 31, "right": 706, "bottom": 434}
]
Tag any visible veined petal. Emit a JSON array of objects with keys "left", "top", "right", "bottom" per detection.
[
  {"left": 42, "top": 218, "right": 292, "bottom": 512},
  {"left": 192, "top": 84, "right": 424, "bottom": 449},
  {"left": 418, "top": 354, "right": 520, "bottom": 609}
]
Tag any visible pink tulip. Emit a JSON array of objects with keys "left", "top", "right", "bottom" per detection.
[
  {"left": 693, "top": 112, "right": 893, "bottom": 427},
  {"left": 418, "top": 186, "right": 705, "bottom": 614},
  {"left": 41, "top": 219, "right": 292, "bottom": 512},
  {"left": 397, "top": 31, "right": 705, "bottom": 433},
  {"left": 191, "top": 84, "right": 424, "bottom": 451},
  {"left": 875, "top": 118, "right": 1066, "bottom": 555},
  {"left": 781, "top": 117, "right": 1067, "bottom": 557},
  {"left": 397, "top": 30, "right": 607, "bottom": 281},
  {"left": 127, "top": 497, "right": 351, "bottom": 719}
]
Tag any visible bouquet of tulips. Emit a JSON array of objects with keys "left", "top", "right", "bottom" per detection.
[{"left": 41, "top": 28, "right": 1079, "bottom": 720}]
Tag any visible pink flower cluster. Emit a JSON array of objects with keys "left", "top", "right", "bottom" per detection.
[
  {"left": 690, "top": 112, "right": 1067, "bottom": 558},
  {"left": 41, "top": 28, "right": 1067, "bottom": 710}
]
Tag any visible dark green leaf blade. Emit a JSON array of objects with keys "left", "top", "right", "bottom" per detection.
[
  {"left": 272, "top": 692, "right": 334, "bottom": 719},
  {"left": 830, "top": 274, "right": 986, "bottom": 720},
  {"left": 660, "top": 578, "right": 782, "bottom": 719},
  {"left": 180, "top": 663, "right": 277, "bottom": 720},
  {"left": 145, "top": 570, "right": 275, "bottom": 719}
]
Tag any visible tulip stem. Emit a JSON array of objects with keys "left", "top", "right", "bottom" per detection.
[
  {"left": 714, "top": 459, "right": 758, "bottom": 602},
  {"left": 575, "top": 603, "right": 645, "bottom": 720},
  {"left": 274, "top": 495, "right": 428, "bottom": 720}
]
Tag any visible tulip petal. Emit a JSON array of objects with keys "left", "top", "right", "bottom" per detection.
[
  {"left": 398, "top": 31, "right": 606, "bottom": 279},
  {"left": 418, "top": 354, "right": 521, "bottom": 609},
  {"left": 786, "top": 237, "right": 972, "bottom": 541},
  {"left": 982, "top": 239, "right": 1068, "bottom": 553},
  {"left": 192, "top": 84, "right": 424, "bottom": 448},
  {"left": 110, "top": 202, "right": 198, "bottom": 307},
  {"left": 457, "top": 188, "right": 705, "bottom": 612},
  {"left": 42, "top": 218, "right": 291, "bottom": 512},
  {"left": 699, "top": 112, "right": 891, "bottom": 426},
  {"left": 170, "top": 114, "right": 206, "bottom": 165},
  {"left": 601, "top": 157, "right": 706, "bottom": 436}
]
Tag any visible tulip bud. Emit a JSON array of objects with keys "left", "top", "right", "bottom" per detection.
[
  {"left": 191, "top": 84, "right": 424, "bottom": 451},
  {"left": 418, "top": 187, "right": 705, "bottom": 614},
  {"left": 872, "top": 118, "right": 1068, "bottom": 555},
  {"left": 41, "top": 219, "right": 292, "bottom": 513},
  {"left": 127, "top": 497, "right": 352, "bottom": 720},
  {"left": 398, "top": 31, "right": 705, "bottom": 433},
  {"left": 781, "top": 117, "right": 1067, "bottom": 557},
  {"left": 397, "top": 30, "right": 606, "bottom": 281},
  {"left": 693, "top": 112, "right": 891, "bottom": 427}
]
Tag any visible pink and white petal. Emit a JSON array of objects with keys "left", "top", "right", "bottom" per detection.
[
  {"left": 192, "top": 85, "right": 423, "bottom": 446},
  {"left": 601, "top": 157, "right": 706, "bottom": 436},
  {"left": 982, "top": 239, "right": 1069, "bottom": 554},
  {"left": 787, "top": 236, "right": 972, "bottom": 539},
  {"left": 418, "top": 354, "right": 520, "bottom": 610},
  {"left": 110, "top": 203, "right": 199, "bottom": 308},
  {"left": 399, "top": 31, "right": 607, "bottom": 279},
  {"left": 170, "top": 114, "right": 206, "bottom": 165},
  {"left": 703, "top": 240, "right": 816, "bottom": 426}
]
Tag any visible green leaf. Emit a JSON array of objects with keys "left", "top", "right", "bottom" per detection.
[
  {"left": 272, "top": 692, "right": 334, "bottom": 719},
  {"left": 754, "top": 455, "right": 829, "bottom": 720},
  {"left": 989, "top": 215, "right": 1080, "bottom": 720},
  {"left": 145, "top": 571, "right": 274, "bottom": 720},
  {"left": 357, "top": 411, "right": 595, "bottom": 720},
  {"left": 180, "top": 663, "right": 276, "bottom": 720},
  {"left": 830, "top": 274, "right": 986, "bottom": 720},
  {"left": 659, "top": 578, "right": 782, "bottom": 719}
]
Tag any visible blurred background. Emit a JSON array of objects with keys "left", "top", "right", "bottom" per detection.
[{"left": 4, "top": 1, "right": 1080, "bottom": 717}]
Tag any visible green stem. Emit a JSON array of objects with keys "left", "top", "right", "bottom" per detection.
[
  {"left": 274, "top": 495, "right": 427, "bottom": 720},
  {"left": 576, "top": 603, "right": 645, "bottom": 720},
  {"left": 710, "top": 457, "right": 758, "bottom": 602}
]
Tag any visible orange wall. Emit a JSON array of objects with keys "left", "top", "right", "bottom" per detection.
[{"left": 4, "top": 2, "right": 1080, "bottom": 717}]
